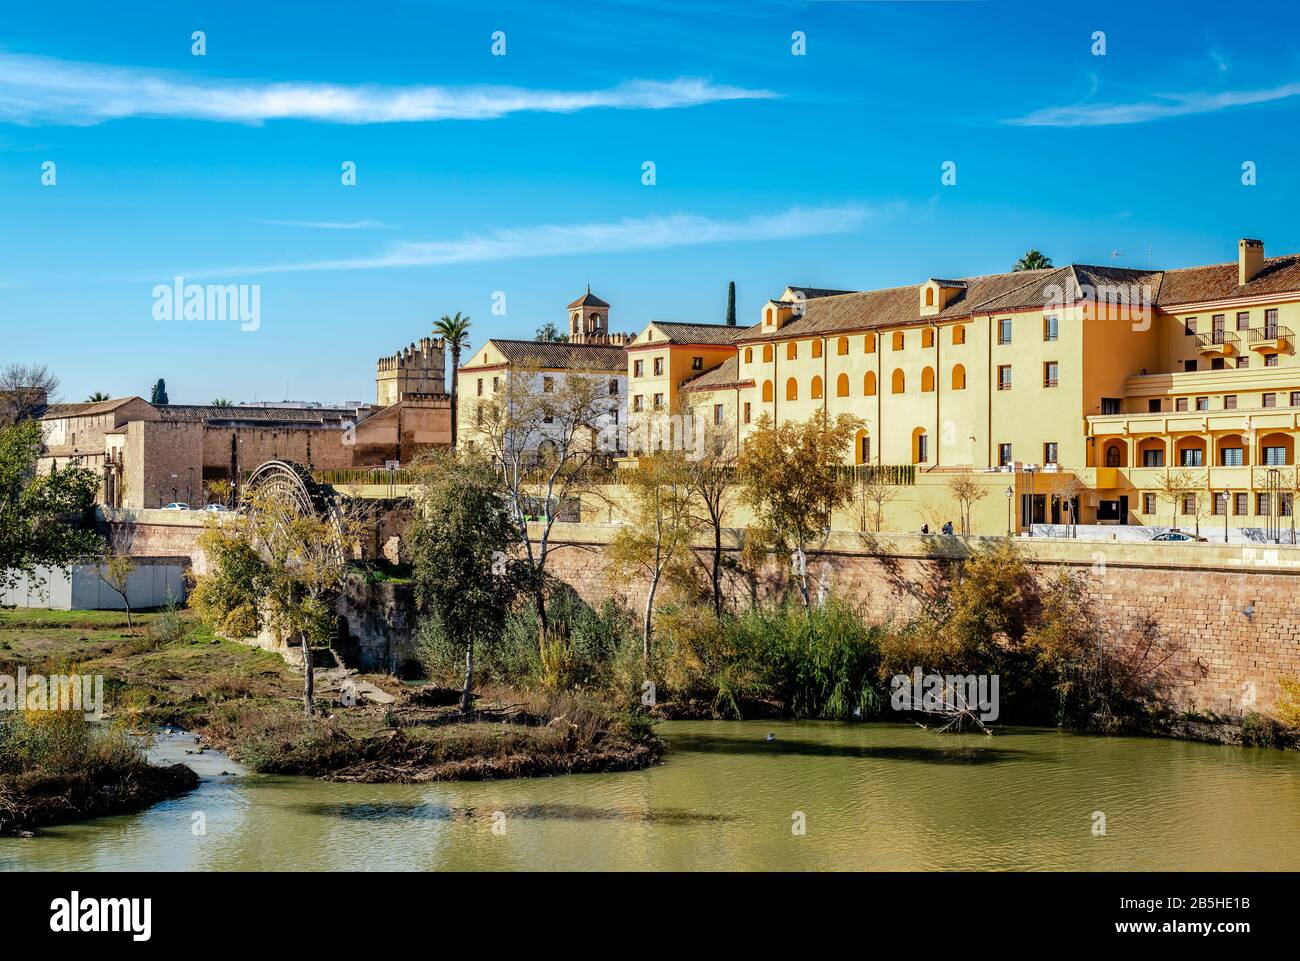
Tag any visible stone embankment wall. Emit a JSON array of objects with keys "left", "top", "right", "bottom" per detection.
[{"left": 532, "top": 523, "right": 1300, "bottom": 716}]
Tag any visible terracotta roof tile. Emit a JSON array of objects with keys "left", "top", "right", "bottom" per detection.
[
  {"left": 488, "top": 339, "right": 627, "bottom": 371},
  {"left": 640, "top": 321, "right": 746, "bottom": 346}
]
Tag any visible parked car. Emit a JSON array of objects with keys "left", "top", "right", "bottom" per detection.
[
  {"left": 203, "top": 504, "right": 231, "bottom": 513},
  {"left": 161, "top": 502, "right": 191, "bottom": 511},
  {"left": 1150, "top": 530, "right": 1206, "bottom": 542}
]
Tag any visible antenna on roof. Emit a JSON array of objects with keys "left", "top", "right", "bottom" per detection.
[{"left": 1110, "top": 250, "right": 1125, "bottom": 265}]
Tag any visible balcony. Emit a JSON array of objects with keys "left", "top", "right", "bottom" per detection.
[
  {"left": 1248, "top": 325, "right": 1292, "bottom": 353},
  {"left": 1194, "top": 330, "right": 1239, "bottom": 357}
]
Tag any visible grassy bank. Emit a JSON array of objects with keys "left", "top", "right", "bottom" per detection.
[{"left": 0, "top": 607, "right": 663, "bottom": 794}]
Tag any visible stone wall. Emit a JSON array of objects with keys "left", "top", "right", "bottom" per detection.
[{"left": 532, "top": 524, "right": 1300, "bottom": 716}]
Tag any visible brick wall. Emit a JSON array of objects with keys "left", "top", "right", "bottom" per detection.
[{"left": 534, "top": 525, "right": 1300, "bottom": 716}]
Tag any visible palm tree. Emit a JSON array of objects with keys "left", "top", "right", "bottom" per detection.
[
  {"left": 85, "top": 391, "right": 110, "bottom": 402},
  {"left": 433, "top": 312, "right": 472, "bottom": 448},
  {"left": 211, "top": 398, "right": 233, "bottom": 407},
  {"left": 1014, "top": 249, "right": 1053, "bottom": 271}
]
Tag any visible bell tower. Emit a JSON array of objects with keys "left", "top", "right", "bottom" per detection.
[{"left": 567, "top": 286, "right": 611, "bottom": 343}]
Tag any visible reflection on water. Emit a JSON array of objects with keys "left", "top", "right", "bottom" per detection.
[{"left": 3, "top": 720, "right": 1298, "bottom": 871}]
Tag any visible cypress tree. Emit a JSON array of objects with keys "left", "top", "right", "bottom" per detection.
[{"left": 725, "top": 281, "right": 736, "bottom": 326}]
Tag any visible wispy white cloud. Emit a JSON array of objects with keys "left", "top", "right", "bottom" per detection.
[
  {"left": 193, "top": 205, "right": 889, "bottom": 278},
  {"left": 254, "top": 218, "right": 394, "bottom": 230},
  {"left": 0, "top": 53, "right": 776, "bottom": 126},
  {"left": 1007, "top": 80, "right": 1300, "bottom": 127}
]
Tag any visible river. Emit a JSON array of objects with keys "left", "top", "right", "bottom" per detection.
[{"left": 3, "top": 720, "right": 1299, "bottom": 871}]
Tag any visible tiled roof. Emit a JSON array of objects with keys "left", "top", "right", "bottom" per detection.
[
  {"left": 40, "top": 397, "right": 144, "bottom": 419},
  {"left": 154, "top": 405, "right": 359, "bottom": 425},
  {"left": 488, "top": 339, "right": 627, "bottom": 371},
  {"left": 785, "top": 285, "right": 857, "bottom": 300},
  {"left": 681, "top": 356, "right": 751, "bottom": 392},
  {"left": 640, "top": 321, "right": 746, "bottom": 346},
  {"left": 567, "top": 290, "right": 610, "bottom": 309},
  {"left": 1156, "top": 254, "right": 1300, "bottom": 306}
]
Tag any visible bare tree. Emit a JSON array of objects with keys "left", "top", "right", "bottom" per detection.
[
  {"left": 857, "top": 471, "right": 901, "bottom": 533},
  {"left": 1155, "top": 469, "right": 1201, "bottom": 531},
  {"left": 946, "top": 474, "right": 988, "bottom": 536},
  {"left": 464, "top": 358, "right": 612, "bottom": 648},
  {"left": 678, "top": 400, "right": 738, "bottom": 617},
  {"left": 92, "top": 518, "right": 138, "bottom": 627},
  {"left": 0, "top": 363, "right": 59, "bottom": 425}
]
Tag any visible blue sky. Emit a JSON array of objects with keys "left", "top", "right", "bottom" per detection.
[{"left": 3, "top": 0, "right": 1300, "bottom": 404}]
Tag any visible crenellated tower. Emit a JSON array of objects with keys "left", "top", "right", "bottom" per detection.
[{"left": 376, "top": 336, "right": 447, "bottom": 406}]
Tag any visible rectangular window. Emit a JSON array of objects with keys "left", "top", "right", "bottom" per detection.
[
  {"left": 608, "top": 379, "right": 618, "bottom": 395},
  {"left": 1101, "top": 397, "right": 1121, "bottom": 415},
  {"left": 1181, "top": 494, "right": 1196, "bottom": 515},
  {"left": 1195, "top": 396, "right": 1209, "bottom": 412},
  {"left": 1237, "top": 356, "right": 1249, "bottom": 369},
  {"left": 998, "top": 365, "right": 1012, "bottom": 390},
  {"left": 1143, "top": 493, "right": 1157, "bottom": 514},
  {"left": 1148, "top": 399, "right": 1161, "bottom": 412},
  {"left": 1237, "top": 311, "right": 1250, "bottom": 331},
  {"left": 633, "top": 359, "right": 643, "bottom": 377},
  {"left": 998, "top": 443, "right": 1012, "bottom": 467},
  {"left": 543, "top": 376, "right": 554, "bottom": 392},
  {"left": 492, "top": 376, "right": 500, "bottom": 393},
  {"left": 692, "top": 356, "right": 703, "bottom": 371},
  {"left": 1220, "top": 447, "right": 1243, "bottom": 466},
  {"left": 1264, "top": 446, "right": 1287, "bottom": 466},
  {"left": 1185, "top": 317, "right": 1197, "bottom": 335},
  {"left": 1211, "top": 314, "right": 1226, "bottom": 342},
  {"left": 1212, "top": 358, "right": 1225, "bottom": 370},
  {"left": 476, "top": 378, "right": 483, "bottom": 396},
  {"left": 1043, "top": 361, "right": 1059, "bottom": 387},
  {"left": 1175, "top": 397, "right": 1188, "bottom": 412},
  {"left": 1213, "top": 492, "right": 1228, "bottom": 516},
  {"left": 1043, "top": 315, "right": 1058, "bottom": 341},
  {"left": 1044, "top": 442, "right": 1058, "bottom": 465},
  {"left": 1183, "top": 360, "right": 1197, "bottom": 372},
  {"left": 861, "top": 437, "right": 871, "bottom": 463},
  {"left": 1265, "top": 354, "right": 1279, "bottom": 367},
  {"left": 1265, "top": 308, "right": 1279, "bottom": 335},
  {"left": 921, "top": 329, "right": 934, "bottom": 348},
  {"left": 1257, "top": 493, "right": 1271, "bottom": 516},
  {"left": 652, "top": 393, "right": 663, "bottom": 410},
  {"left": 1283, "top": 493, "right": 1295, "bottom": 518},
  {"left": 1142, "top": 449, "right": 1164, "bottom": 467},
  {"left": 653, "top": 357, "right": 664, "bottom": 376},
  {"left": 1224, "top": 394, "right": 1237, "bottom": 410},
  {"left": 743, "top": 402, "right": 752, "bottom": 424},
  {"left": 998, "top": 318, "right": 1012, "bottom": 344},
  {"left": 1263, "top": 393, "right": 1277, "bottom": 408},
  {"left": 1235, "top": 493, "right": 1248, "bottom": 516},
  {"left": 632, "top": 395, "right": 643, "bottom": 412},
  {"left": 917, "top": 434, "right": 929, "bottom": 463},
  {"left": 1180, "top": 448, "right": 1203, "bottom": 467},
  {"left": 713, "top": 404, "right": 724, "bottom": 426}
]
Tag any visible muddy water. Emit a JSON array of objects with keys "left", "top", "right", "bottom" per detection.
[{"left": 3, "top": 721, "right": 1299, "bottom": 871}]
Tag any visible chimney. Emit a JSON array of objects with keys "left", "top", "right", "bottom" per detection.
[{"left": 1239, "top": 238, "right": 1264, "bottom": 286}]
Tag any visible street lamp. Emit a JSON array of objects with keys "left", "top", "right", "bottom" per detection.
[
  {"left": 1223, "top": 489, "right": 1230, "bottom": 544},
  {"left": 1005, "top": 486, "right": 1014, "bottom": 536},
  {"left": 1025, "top": 466, "right": 1037, "bottom": 537}
]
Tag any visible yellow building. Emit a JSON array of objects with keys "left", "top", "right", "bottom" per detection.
[{"left": 679, "top": 238, "right": 1300, "bottom": 536}]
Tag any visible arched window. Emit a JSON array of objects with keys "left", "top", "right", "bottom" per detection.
[
  {"left": 921, "top": 367, "right": 935, "bottom": 392},
  {"left": 925, "top": 288, "right": 935, "bottom": 307},
  {"left": 812, "top": 340, "right": 823, "bottom": 359},
  {"left": 1105, "top": 444, "right": 1123, "bottom": 467},
  {"left": 836, "top": 373, "right": 849, "bottom": 397},
  {"left": 865, "top": 333, "right": 876, "bottom": 353},
  {"left": 811, "top": 376, "right": 823, "bottom": 400},
  {"left": 837, "top": 337, "right": 849, "bottom": 356},
  {"left": 763, "top": 344, "right": 773, "bottom": 363},
  {"left": 744, "top": 347, "right": 753, "bottom": 363},
  {"left": 864, "top": 371, "right": 877, "bottom": 396},
  {"left": 952, "top": 325, "right": 966, "bottom": 345},
  {"left": 891, "top": 369, "right": 905, "bottom": 394},
  {"left": 786, "top": 378, "right": 798, "bottom": 401},
  {"left": 912, "top": 428, "right": 929, "bottom": 464},
  {"left": 787, "top": 342, "right": 798, "bottom": 361},
  {"left": 892, "top": 331, "right": 905, "bottom": 351},
  {"left": 854, "top": 428, "right": 871, "bottom": 465},
  {"left": 762, "top": 380, "right": 773, "bottom": 403},
  {"left": 951, "top": 364, "right": 966, "bottom": 390}
]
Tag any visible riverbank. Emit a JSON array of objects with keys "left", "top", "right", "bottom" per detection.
[{"left": 0, "top": 609, "right": 663, "bottom": 794}]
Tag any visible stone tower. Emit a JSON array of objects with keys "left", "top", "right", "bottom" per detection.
[
  {"left": 376, "top": 336, "right": 447, "bottom": 406},
  {"left": 568, "top": 287, "right": 612, "bottom": 344}
]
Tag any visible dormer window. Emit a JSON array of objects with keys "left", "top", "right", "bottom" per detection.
[{"left": 925, "top": 288, "right": 935, "bottom": 307}]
